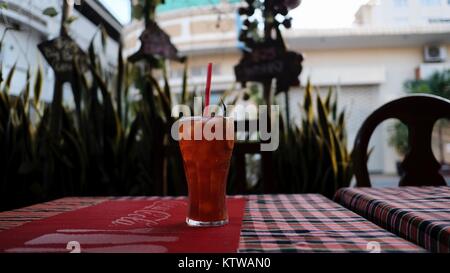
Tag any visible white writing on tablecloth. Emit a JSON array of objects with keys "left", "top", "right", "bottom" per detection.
[{"left": 111, "top": 200, "right": 186, "bottom": 227}]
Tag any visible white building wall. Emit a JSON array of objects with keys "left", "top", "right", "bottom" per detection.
[
  {"left": 0, "top": 0, "right": 119, "bottom": 102},
  {"left": 356, "top": 0, "right": 450, "bottom": 26},
  {"left": 286, "top": 46, "right": 435, "bottom": 173}
]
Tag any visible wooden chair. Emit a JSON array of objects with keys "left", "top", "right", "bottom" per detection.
[{"left": 353, "top": 94, "right": 450, "bottom": 187}]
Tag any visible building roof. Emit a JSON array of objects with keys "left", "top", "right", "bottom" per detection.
[
  {"left": 175, "top": 25, "right": 450, "bottom": 55},
  {"left": 285, "top": 25, "right": 450, "bottom": 50}
]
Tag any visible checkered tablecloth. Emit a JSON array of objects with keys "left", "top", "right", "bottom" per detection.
[
  {"left": 239, "top": 194, "right": 423, "bottom": 252},
  {"left": 0, "top": 195, "right": 424, "bottom": 253},
  {"left": 334, "top": 186, "right": 450, "bottom": 253}
]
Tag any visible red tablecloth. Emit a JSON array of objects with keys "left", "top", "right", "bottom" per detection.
[
  {"left": 334, "top": 186, "right": 450, "bottom": 253},
  {"left": 0, "top": 197, "right": 246, "bottom": 253},
  {"left": 0, "top": 195, "right": 425, "bottom": 253}
]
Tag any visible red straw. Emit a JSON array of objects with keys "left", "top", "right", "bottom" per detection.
[{"left": 205, "top": 63, "right": 212, "bottom": 116}]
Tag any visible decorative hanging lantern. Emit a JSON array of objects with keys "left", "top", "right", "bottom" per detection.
[{"left": 234, "top": 0, "right": 304, "bottom": 98}]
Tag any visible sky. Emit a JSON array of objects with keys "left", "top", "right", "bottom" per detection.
[
  {"left": 99, "top": 0, "right": 369, "bottom": 28},
  {"left": 290, "top": 0, "right": 369, "bottom": 28},
  {"left": 99, "top": 0, "right": 131, "bottom": 24}
]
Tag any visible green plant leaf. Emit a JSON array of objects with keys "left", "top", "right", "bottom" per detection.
[
  {"left": 71, "top": 60, "right": 83, "bottom": 120},
  {"left": 23, "top": 68, "right": 31, "bottom": 110},
  {"left": 4, "top": 63, "right": 16, "bottom": 95},
  {"left": 331, "top": 92, "right": 338, "bottom": 121},
  {"left": 316, "top": 95, "right": 331, "bottom": 142},
  {"left": 116, "top": 43, "right": 124, "bottom": 123},
  {"left": 88, "top": 38, "right": 97, "bottom": 70},
  {"left": 0, "top": 62, "right": 3, "bottom": 85},
  {"left": 162, "top": 64, "right": 172, "bottom": 107},
  {"left": 100, "top": 25, "right": 108, "bottom": 52},
  {"left": 43, "top": 7, "right": 58, "bottom": 17},
  {"left": 388, "top": 121, "right": 409, "bottom": 155},
  {"left": 91, "top": 63, "right": 120, "bottom": 139},
  {"left": 131, "top": 4, "right": 143, "bottom": 19},
  {"left": 325, "top": 87, "right": 332, "bottom": 112},
  {"left": 181, "top": 62, "right": 188, "bottom": 104},
  {"left": 33, "top": 65, "right": 43, "bottom": 107},
  {"left": 304, "top": 79, "right": 313, "bottom": 124},
  {"left": 65, "top": 16, "right": 78, "bottom": 25},
  {"left": 149, "top": 75, "right": 171, "bottom": 121}
]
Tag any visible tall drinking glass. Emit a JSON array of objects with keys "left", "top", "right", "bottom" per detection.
[{"left": 178, "top": 116, "right": 235, "bottom": 227}]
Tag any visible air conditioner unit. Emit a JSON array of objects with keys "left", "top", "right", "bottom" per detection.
[{"left": 423, "top": 45, "right": 447, "bottom": 63}]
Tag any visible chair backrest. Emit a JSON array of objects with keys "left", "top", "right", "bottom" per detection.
[{"left": 353, "top": 94, "right": 450, "bottom": 187}]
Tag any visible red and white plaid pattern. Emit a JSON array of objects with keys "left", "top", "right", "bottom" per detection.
[
  {"left": 0, "top": 195, "right": 425, "bottom": 253},
  {"left": 238, "top": 194, "right": 424, "bottom": 253},
  {"left": 334, "top": 186, "right": 450, "bottom": 253}
]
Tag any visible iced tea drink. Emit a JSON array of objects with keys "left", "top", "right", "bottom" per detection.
[{"left": 178, "top": 116, "right": 234, "bottom": 227}]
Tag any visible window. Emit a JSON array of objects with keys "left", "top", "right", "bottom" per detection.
[
  {"left": 190, "top": 65, "right": 221, "bottom": 77},
  {"left": 393, "top": 0, "right": 408, "bottom": 7},
  {"left": 420, "top": 0, "right": 441, "bottom": 6}
]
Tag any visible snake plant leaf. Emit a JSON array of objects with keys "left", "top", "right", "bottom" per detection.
[
  {"left": 316, "top": 95, "right": 331, "bottom": 142},
  {"left": 91, "top": 65, "right": 120, "bottom": 139},
  {"left": 123, "top": 65, "right": 131, "bottom": 129},
  {"left": 61, "top": 128, "right": 86, "bottom": 186},
  {"left": 0, "top": 92, "right": 10, "bottom": 117},
  {"left": 337, "top": 110, "right": 346, "bottom": 140},
  {"left": 181, "top": 62, "right": 188, "bottom": 105},
  {"left": 71, "top": 60, "right": 85, "bottom": 123},
  {"left": 33, "top": 65, "right": 43, "bottom": 107},
  {"left": 0, "top": 62, "right": 3, "bottom": 85},
  {"left": 125, "top": 114, "right": 140, "bottom": 155},
  {"left": 275, "top": 83, "right": 352, "bottom": 198},
  {"left": 100, "top": 25, "right": 108, "bottom": 52},
  {"left": 325, "top": 87, "right": 332, "bottom": 112},
  {"left": 88, "top": 39, "right": 97, "bottom": 71},
  {"left": 332, "top": 129, "right": 344, "bottom": 170},
  {"left": 79, "top": 67, "right": 91, "bottom": 93},
  {"left": 312, "top": 135, "right": 325, "bottom": 188},
  {"left": 331, "top": 92, "right": 338, "bottom": 121},
  {"left": 4, "top": 62, "right": 16, "bottom": 95},
  {"left": 149, "top": 74, "right": 171, "bottom": 121},
  {"left": 117, "top": 43, "right": 124, "bottom": 123},
  {"left": 162, "top": 64, "right": 172, "bottom": 108},
  {"left": 139, "top": 77, "right": 158, "bottom": 119},
  {"left": 23, "top": 68, "right": 31, "bottom": 110},
  {"left": 304, "top": 79, "right": 313, "bottom": 124}
]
